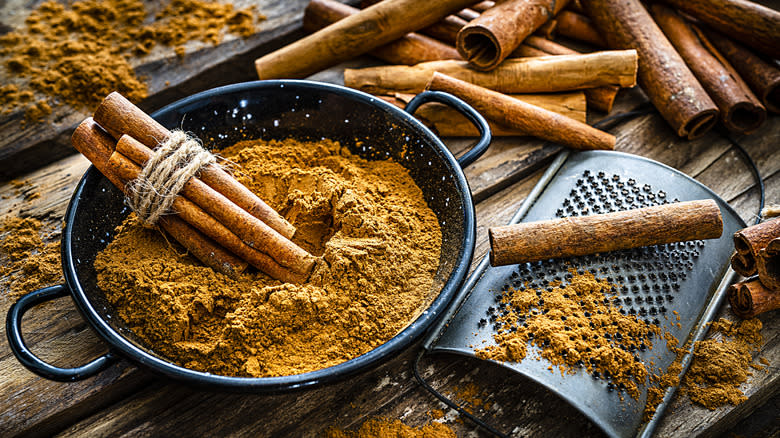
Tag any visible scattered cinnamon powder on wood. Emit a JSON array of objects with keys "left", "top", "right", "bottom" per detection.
[
  {"left": 682, "top": 318, "right": 765, "bottom": 410},
  {"left": 476, "top": 271, "right": 660, "bottom": 400},
  {"left": 0, "top": 216, "right": 62, "bottom": 297},
  {"left": 0, "top": 0, "right": 263, "bottom": 119},
  {"left": 94, "top": 138, "right": 442, "bottom": 377},
  {"left": 325, "top": 418, "right": 456, "bottom": 438}
]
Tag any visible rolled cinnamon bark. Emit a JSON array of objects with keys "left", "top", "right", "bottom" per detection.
[
  {"left": 107, "top": 151, "right": 313, "bottom": 284},
  {"left": 519, "top": 36, "right": 620, "bottom": 112},
  {"left": 659, "top": 0, "right": 780, "bottom": 59},
  {"left": 758, "top": 238, "right": 780, "bottom": 291},
  {"left": 731, "top": 217, "right": 780, "bottom": 277},
  {"left": 651, "top": 5, "right": 766, "bottom": 134},
  {"left": 456, "top": 0, "right": 570, "bottom": 71},
  {"left": 728, "top": 278, "right": 780, "bottom": 319},
  {"left": 456, "top": 8, "right": 480, "bottom": 21},
  {"left": 583, "top": 0, "right": 719, "bottom": 139},
  {"left": 71, "top": 119, "right": 248, "bottom": 275},
  {"left": 380, "top": 91, "right": 587, "bottom": 136},
  {"left": 344, "top": 50, "right": 638, "bottom": 94},
  {"left": 472, "top": 1, "right": 496, "bottom": 12},
  {"left": 489, "top": 199, "right": 723, "bottom": 266},
  {"left": 303, "top": 0, "right": 460, "bottom": 64},
  {"left": 702, "top": 28, "right": 780, "bottom": 114},
  {"left": 427, "top": 72, "right": 614, "bottom": 150},
  {"left": 113, "top": 134, "right": 316, "bottom": 282},
  {"left": 254, "top": 0, "right": 478, "bottom": 79},
  {"left": 93, "top": 92, "right": 296, "bottom": 240},
  {"left": 422, "top": 15, "right": 469, "bottom": 44},
  {"left": 556, "top": 10, "right": 606, "bottom": 47}
]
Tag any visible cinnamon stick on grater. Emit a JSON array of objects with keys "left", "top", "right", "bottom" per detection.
[{"left": 489, "top": 199, "right": 723, "bottom": 266}]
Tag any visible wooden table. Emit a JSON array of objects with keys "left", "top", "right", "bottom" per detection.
[{"left": 1, "top": 1, "right": 778, "bottom": 437}]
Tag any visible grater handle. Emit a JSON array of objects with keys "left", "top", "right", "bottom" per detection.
[{"left": 404, "top": 91, "right": 492, "bottom": 168}]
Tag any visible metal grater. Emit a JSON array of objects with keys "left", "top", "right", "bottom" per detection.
[{"left": 424, "top": 150, "right": 745, "bottom": 438}]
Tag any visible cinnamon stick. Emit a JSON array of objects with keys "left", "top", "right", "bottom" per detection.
[
  {"left": 702, "top": 28, "right": 780, "bottom": 114},
  {"left": 731, "top": 217, "right": 780, "bottom": 277},
  {"left": 472, "top": 1, "right": 496, "bottom": 12},
  {"left": 728, "top": 278, "right": 780, "bottom": 319},
  {"left": 519, "top": 36, "right": 620, "bottom": 112},
  {"left": 758, "top": 238, "right": 780, "bottom": 291},
  {"left": 659, "top": 0, "right": 780, "bottom": 59},
  {"left": 303, "top": 0, "right": 460, "bottom": 65},
  {"left": 456, "top": 8, "right": 480, "bottom": 21},
  {"left": 556, "top": 10, "right": 606, "bottom": 47},
  {"left": 456, "top": 0, "right": 570, "bottom": 70},
  {"left": 254, "top": 0, "right": 479, "bottom": 79},
  {"left": 93, "top": 92, "right": 296, "bottom": 240},
  {"left": 379, "top": 91, "right": 587, "bottom": 136},
  {"left": 421, "top": 15, "right": 469, "bottom": 44},
  {"left": 426, "top": 72, "right": 614, "bottom": 150},
  {"left": 113, "top": 134, "right": 316, "bottom": 282},
  {"left": 582, "top": 0, "right": 719, "bottom": 139},
  {"left": 651, "top": 5, "right": 766, "bottom": 134},
  {"left": 344, "top": 50, "right": 638, "bottom": 94},
  {"left": 489, "top": 199, "right": 723, "bottom": 266},
  {"left": 71, "top": 119, "right": 248, "bottom": 275},
  {"left": 106, "top": 150, "right": 312, "bottom": 284}
]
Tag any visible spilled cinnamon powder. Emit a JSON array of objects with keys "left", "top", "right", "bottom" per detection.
[
  {"left": 476, "top": 271, "right": 659, "bottom": 399},
  {"left": 0, "top": 216, "right": 62, "bottom": 297},
  {"left": 325, "top": 418, "right": 456, "bottom": 438},
  {"left": 0, "top": 0, "right": 263, "bottom": 120},
  {"left": 94, "top": 138, "right": 442, "bottom": 377},
  {"left": 682, "top": 318, "right": 765, "bottom": 410}
]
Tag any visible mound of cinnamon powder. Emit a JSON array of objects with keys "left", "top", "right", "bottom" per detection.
[
  {"left": 0, "top": 216, "right": 62, "bottom": 297},
  {"left": 94, "top": 138, "right": 442, "bottom": 377},
  {"left": 682, "top": 318, "right": 765, "bottom": 410}
]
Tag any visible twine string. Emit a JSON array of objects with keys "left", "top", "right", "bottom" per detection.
[{"left": 126, "top": 130, "right": 215, "bottom": 225}]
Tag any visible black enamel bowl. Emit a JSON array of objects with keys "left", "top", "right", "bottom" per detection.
[{"left": 7, "top": 80, "right": 491, "bottom": 391}]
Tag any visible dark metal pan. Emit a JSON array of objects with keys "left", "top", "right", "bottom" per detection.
[{"left": 6, "top": 80, "right": 491, "bottom": 391}]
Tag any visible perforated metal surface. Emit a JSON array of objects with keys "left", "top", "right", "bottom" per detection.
[{"left": 430, "top": 151, "right": 745, "bottom": 438}]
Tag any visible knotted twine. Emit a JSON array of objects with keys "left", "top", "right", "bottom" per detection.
[{"left": 126, "top": 130, "right": 215, "bottom": 225}]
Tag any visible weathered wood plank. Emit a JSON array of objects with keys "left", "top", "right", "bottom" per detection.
[{"left": 0, "top": 0, "right": 318, "bottom": 180}]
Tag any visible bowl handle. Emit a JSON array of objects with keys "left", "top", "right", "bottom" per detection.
[
  {"left": 404, "top": 91, "right": 492, "bottom": 168},
  {"left": 6, "top": 284, "right": 119, "bottom": 381}
]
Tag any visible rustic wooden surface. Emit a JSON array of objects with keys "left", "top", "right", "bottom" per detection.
[{"left": 1, "top": 1, "right": 779, "bottom": 437}]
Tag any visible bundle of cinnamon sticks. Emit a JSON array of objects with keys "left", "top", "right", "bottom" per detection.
[
  {"left": 255, "top": 0, "right": 778, "bottom": 142},
  {"left": 71, "top": 92, "right": 317, "bottom": 284},
  {"left": 728, "top": 218, "right": 780, "bottom": 319},
  {"left": 254, "top": 0, "right": 655, "bottom": 150}
]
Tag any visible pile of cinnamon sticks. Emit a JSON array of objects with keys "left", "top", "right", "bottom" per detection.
[
  {"left": 728, "top": 218, "right": 780, "bottom": 318},
  {"left": 254, "top": 0, "right": 651, "bottom": 151},
  {"left": 255, "top": 0, "right": 777, "bottom": 142},
  {"left": 72, "top": 93, "right": 317, "bottom": 284}
]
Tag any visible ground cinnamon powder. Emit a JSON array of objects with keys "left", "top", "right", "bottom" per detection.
[
  {"left": 476, "top": 271, "right": 660, "bottom": 399},
  {"left": 0, "top": 0, "right": 262, "bottom": 119},
  {"left": 682, "top": 318, "right": 765, "bottom": 410},
  {"left": 94, "top": 138, "right": 442, "bottom": 377},
  {"left": 325, "top": 418, "right": 456, "bottom": 438},
  {"left": 0, "top": 216, "right": 62, "bottom": 297}
]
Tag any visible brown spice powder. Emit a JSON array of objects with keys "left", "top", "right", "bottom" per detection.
[
  {"left": 476, "top": 271, "right": 660, "bottom": 399},
  {"left": 682, "top": 318, "right": 765, "bottom": 410},
  {"left": 0, "top": 216, "right": 63, "bottom": 297},
  {"left": 325, "top": 418, "right": 456, "bottom": 438},
  {"left": 94, "top": 138, "right": 442, "bottom": 377},
  {"left": 0, "top": 0, "right": 263, "bottom": 119}
]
